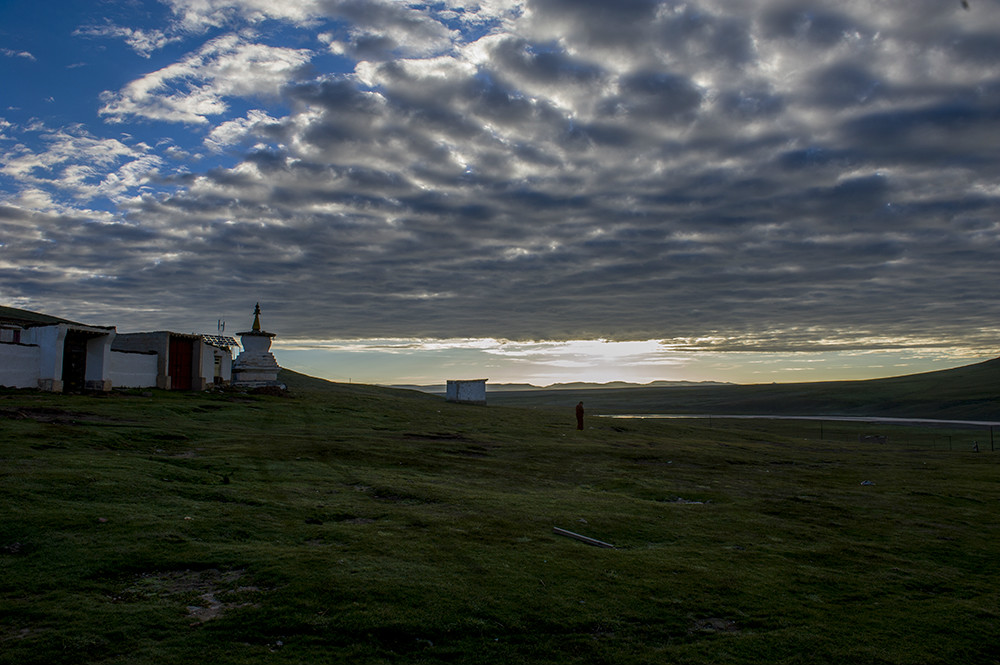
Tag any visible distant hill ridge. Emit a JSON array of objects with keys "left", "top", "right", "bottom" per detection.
[
  {"left": 282, "top": 357, "right": 999, "bottom": 421},
  {"left": 390, "top": 379, "right": 731, "bottom": 393},
  {"left": 477, "top": 357, "right": 1000, "bottom": 421}
]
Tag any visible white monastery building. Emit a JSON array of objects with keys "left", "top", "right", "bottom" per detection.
[
  {"left": 0, "top": 305, "right": 239, "bottom": 392},
  {"left": 112, "top": 332, "right": 236, "bottom": 389},
  {"left": 1, "top": 306, "right": 116, "bottom": 392}
]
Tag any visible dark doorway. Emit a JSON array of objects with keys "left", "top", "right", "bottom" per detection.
[
  {"left": 62, "top": 333, "right": 88, "bottom": 393},
  {"left": 168, "top": 337, "right": 193, "bottom": 390}
]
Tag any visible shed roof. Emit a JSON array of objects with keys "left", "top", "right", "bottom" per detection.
[
  {"left": 203, "top": 334, "right": 240, "bottom": 349},
  {"left": 0, "top": 305, "right": 111, "bottom": 330}
]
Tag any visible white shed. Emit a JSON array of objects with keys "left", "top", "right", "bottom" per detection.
[
  {"left": 0, "top": 305, "right": 116, "bottom": 392},
  {"left": 446, "top": 379, "right": 488, "bottom": 405}
]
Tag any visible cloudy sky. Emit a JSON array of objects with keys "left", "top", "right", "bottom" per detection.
[{"left": 2, "top": 0, "right": 998, "bottom": 386}]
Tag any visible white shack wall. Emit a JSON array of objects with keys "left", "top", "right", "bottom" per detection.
[
  {"left": 30, "top": 325, "right": 66, "bottom": 390},
  {"left": 210, "top": 347, "right": 233, "bottom": 383},
  {"left": 109, "top": 351, "right": 158, "bottom": 388},
  {"left": 446, "top": 379, "right": 487, "bottom": 404},
  {"left": 200, "top": 342, "right": 216, "bottom": 384},
  {"left": 0, "top": 343, "right": 41, "bottom": 388},
  {"left": 85, "top": 333, "right": 115, "bottom": 391}
]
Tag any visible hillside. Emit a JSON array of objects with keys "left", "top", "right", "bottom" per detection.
[
  {"left": 2, "top": 375, "right": 999, "bottom": 664},
  {"left": 486, "top": 357, "right": 1000, "bottom": 421}
]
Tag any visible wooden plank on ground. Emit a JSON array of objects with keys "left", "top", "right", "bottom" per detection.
[{"left": 552, "top": 527, "right": 615, "bottom": 548}]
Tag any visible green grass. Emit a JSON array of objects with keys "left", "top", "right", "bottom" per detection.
[{"left": 2, "top": 373, "right": 999, "bottom": 664}]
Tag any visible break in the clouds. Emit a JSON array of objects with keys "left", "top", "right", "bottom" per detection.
[{"left": 1, "top": 0, "right": 999, "bottom": 381}]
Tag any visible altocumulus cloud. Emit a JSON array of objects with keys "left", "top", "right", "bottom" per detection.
[{"left": 0, "top": 0, "right": 999, "bottom": 362}]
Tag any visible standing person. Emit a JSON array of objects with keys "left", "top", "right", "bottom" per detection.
[{"left": 575, "top": 401, "right": 585, "bottom": 430}]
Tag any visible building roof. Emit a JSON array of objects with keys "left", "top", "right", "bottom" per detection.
[
  {"left": 202, "top": 334, "right": 240, "bottom": 349},
  {"left": 0, "top": 305, "right": 107, "bottom": 329}
]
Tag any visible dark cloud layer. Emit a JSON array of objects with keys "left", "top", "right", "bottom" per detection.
[{"left": 1, "top": 0, "right": 998, "bottom": 357}]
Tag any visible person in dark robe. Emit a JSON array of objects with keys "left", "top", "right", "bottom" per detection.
[{"left": 575, "top": 401, "right": 585, "bottom": 430}]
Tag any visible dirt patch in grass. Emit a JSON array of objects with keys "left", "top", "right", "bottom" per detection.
[
  {"left": 192, "top": 404, "right": 226, "bottom": 413},
  {"left": 0, "top": 624, "right": 34, "bottom": 646},
  {"left": 0, "top": 406, "right": 90, "bottom": 425},
  {"left": 150, "top": 432, "right": 190, "bottom": 443},
  {"left": 315, "top": 513, "right": 378, "bottom": 524},
  {"left": 0, "top": 406, "right": 143, "bottom": 430},
  {"left": 402, "top": 431, "right": 495, "bottom": 457},
  {"left": 1, "top": 541, "right": 31, "bottom": 555},
  {"left": 168, "top": 450, "right": 199, "bottom": 458},
  {"left": 372, "top": 489, "right": 432, "bottom": 504},
  {"left": 691, "top": 617, "right": 740, "bottom": 634},
  {"left": 343, "top": 516, "right": 376, "bottom": 524},
  {"left": 110, "top": 568, "right": 265, "bottom": 623},
  {"left": 442, "top": 444, "right": 495, "bottom": 457},
  {"left": 351, "top": 484, "right": 435, "bottom": 505},
  {"left": 247, "top": 385, "right": 289, "bottom": 397}
]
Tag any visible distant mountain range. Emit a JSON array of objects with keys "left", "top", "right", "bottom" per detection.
[
  {"left": 484, "top": 357, "right": 1000, "bottom": 421},
  {"left": 283, "top": 356, "right": 1000, "bottom": 421},
  {"left": 389, "top": 380, "right": 733, "bottom": 394}
]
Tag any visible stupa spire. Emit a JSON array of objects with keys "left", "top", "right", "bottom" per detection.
[{"left": 252, "top": 302, "right": 262, "bottom": 332}]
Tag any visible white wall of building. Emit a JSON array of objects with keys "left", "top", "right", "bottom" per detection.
[
  {"left": 109, "top": 351, "right": 158, "bottom": 388},
  {"left": 200, "top": 341, "right": 216, "bottom": 385},
  {"left": 0, "top": 343, "right": 41, "bottom": 388},
  {"left": 446, "top": 379, "right": 488, "bottom": 405},
  {"left": 0, "top": 323, "right": 116, "bottom": 392},
  {"left": 85, "top": 333, "right": 115, "bottom": 391},
  {"left": 30, "top": 325, "right": 66, "bottom": 391},
  {"left": 209, "top": 346, "right": 233, "bottom": 384}
]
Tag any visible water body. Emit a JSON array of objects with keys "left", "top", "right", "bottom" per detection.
[{"left": 601, "top": 414, "right": 1000, "bottom": 427}]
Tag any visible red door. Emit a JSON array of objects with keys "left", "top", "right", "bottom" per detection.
[{"left": 168, "top": 337, "right": 193, "bottom": 390}]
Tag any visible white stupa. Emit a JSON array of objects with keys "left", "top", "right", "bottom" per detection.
[{"left": 231, "top": 303, "right": 282, "bottom": 387}]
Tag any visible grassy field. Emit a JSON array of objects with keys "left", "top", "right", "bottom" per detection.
[
  {"left": 2, "top": 371, "right": 999, "bottom": 664},
  {"left": 488, "top": 357, "right": 1000, "bottom": 421}
]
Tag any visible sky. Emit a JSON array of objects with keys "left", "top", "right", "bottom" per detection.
[{"left": 1, "top": 0, "right": 999, "bottom": 386}]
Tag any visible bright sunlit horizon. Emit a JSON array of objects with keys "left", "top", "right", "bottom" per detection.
[{"left": 271, "top": 337, "right": 995, "bottom": 387}]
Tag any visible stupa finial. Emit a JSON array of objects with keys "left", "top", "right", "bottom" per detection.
[{"left": 252, "top": 302, "right": 262, "bottom": 332}]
